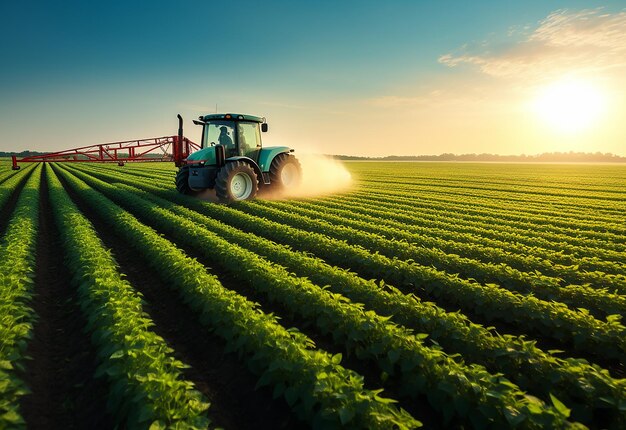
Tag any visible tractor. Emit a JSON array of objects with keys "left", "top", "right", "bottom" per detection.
[{"left": 175, "top": 113, "right": 301, "bottom": 203}]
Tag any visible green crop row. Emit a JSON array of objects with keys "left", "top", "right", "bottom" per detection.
[
  {"left": 359, "top": 164, "right": 625, "bottom": 194},
  {"left": 0, "top": 170, "right": 17, "bottom": 184},
  {"left": 363, "top": 175, "right": 626, "bottom": 205},
  {"left": 53, "top": 164, "right": 422, "bottom": 430},
  {"left": 45, "top": 165, "right": 212, "bottom": 429},
  {"left": 332, "top": 179, "right": 626, "bottom": 240},
  {"left": 77, "top": 165, "right": 626, "bottom": 428},
  {"left": 70, "top": 164, "right": 626, "bottom": 362},
  {"left": 368, "top": 172, "right": 625, "bottom": 199},
  {"left": 0, "top": 165, "right": 42, "bottom": 427},
  {"left": 108, "top": 162, "right": 625, "bottom": 225},
  {"left": 359, "top": 176, "right": 625, "bottom": 214},
  {"left": 234, "top": 202, "right": 625, "bottom": 355},
  {"left": 101, "top": 162, "right": 626, "bottom": 269},
  {"left": 292, "top": 194, "right": 626, "bottom": 280},
  {"left": 80, "top": 163, "right": 626, "bottom": 267},
  {"left": 0, "top": 164, "right": 36, "bottom": 213},
  {"left": 329, "top": 190, "right": 626, "bottom": 262},
  {"left": 62, "top": 164, "right": 583, "bottom": 429},
  {"left": 322, "top": 192, "right": 626, "bottom": 274},
  {"left": 352, "top": 185, "right": 625, "bottom": 253},
  {"left": 252, "top": 198, "right": 626, "bottom": 315},
  {"left": 354, "top": 179, "right": 624, "bottom": 234},
  {"left": 83, "top": 163, "right": 626, "bottom": 278}
]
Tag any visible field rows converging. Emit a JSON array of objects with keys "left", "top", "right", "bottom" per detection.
[
  {"left": 264, "top": 196, "right": 626, "bottom": 278},
  {"left": 332, "top": 189, "right": 626, "bottom": 240},
  {"left": 85, "top": 161, "right": 626, "bottom": 242},
  {"left": 314, "top": 193, "right": 626, "bottom": 261},
  {"left": 1, "top": 159, "right": 625, "bottom": 429}
]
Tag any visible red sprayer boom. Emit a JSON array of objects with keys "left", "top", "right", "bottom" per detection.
[{"left": 11, "top": 114, "right": 199, "bottom": 170}]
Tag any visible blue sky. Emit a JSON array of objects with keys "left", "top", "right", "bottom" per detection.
[{"left": 1, "top": 1, "right": 624, "bottom": 155}]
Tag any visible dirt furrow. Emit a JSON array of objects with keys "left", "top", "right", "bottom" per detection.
[
  {"left": 20, "top": 166, "right": 113, "bottom": 429},
  {"left": 81, "top": 179, "right": 440, "bottom": 427},
  {"left": 58, "top": 168, "right": 302, "bottom": 429}
]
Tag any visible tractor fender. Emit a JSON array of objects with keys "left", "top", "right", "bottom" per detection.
[
  {"left": 257, "top": 147, "right": 292, "bottom": 172},
  {"left": 225, "top": 156, "right": 269, "bottom": 185}
]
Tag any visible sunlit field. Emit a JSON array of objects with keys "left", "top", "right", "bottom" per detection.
[{"left": 1, "top": 160, "right": 625, "bottom": 429}]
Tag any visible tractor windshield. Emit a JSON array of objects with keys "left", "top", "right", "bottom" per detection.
[{"left": 203, "top": 121, "right": 236, "bottom": 152}]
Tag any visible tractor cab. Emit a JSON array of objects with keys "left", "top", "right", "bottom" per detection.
[
  {"left": 197, "top": 114, "right": 266, "bottom": 162},
  {"left": 176, "top": 113, "right": 300, "bottom": 203}
]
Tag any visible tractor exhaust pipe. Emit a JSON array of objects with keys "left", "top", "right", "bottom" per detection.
[
  {"left": 174, "top": 114, "right": 184, "bottom": 167},
  {"left": 177, "top": 114, "right": 183, "bottom": 143}
]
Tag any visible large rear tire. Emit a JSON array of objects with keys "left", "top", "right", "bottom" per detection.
[
  {"left": 215, "top": 161, "right": 259, "bottom": 203},
  {"left": 269, "top": 153, "right": 301, "bottom": 191},
  {"left": 175, "top": 166, "right": 194, "bottom": 195}
]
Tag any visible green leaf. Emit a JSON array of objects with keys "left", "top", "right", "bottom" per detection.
[
  {"left": 373, "top": 389, "right": 398, "bottom": 405},
  {"left": 503, "top": 406, "right": 526, "bottom": 427},
  {"left": 148, "top": 420, "right": 167, "bottom": 430},
  {"left": 549, "top": 393, "right": 571, "bottom": 418},
  {"left": 339, "top": 407, "right": 356, "bottom": 424},
  {"left": 1, "top": 409, "right": 24, "bottom": 424},
  {"left": 387, "top": 349, "right": 401, "bottom": 364},
  {"left": 110, "top": 350, "right": 124, "bottom": 359},
  {"left": 285, "top": 386, "right": 299, "bottom": 406}
]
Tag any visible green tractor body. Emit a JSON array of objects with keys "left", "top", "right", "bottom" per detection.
[{"left": 176, "top": 113, "right": 301, "bottom": 202}]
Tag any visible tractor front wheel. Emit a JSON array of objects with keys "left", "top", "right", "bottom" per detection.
[
  {"left": 269, "top": 153, "right": 302, "bottom": 191},
  {"left": 215, "top": 161, "right": 259, "bottom": 203},
  {"left": 175, "top": 166, "right": 196, "bottom": 195}
]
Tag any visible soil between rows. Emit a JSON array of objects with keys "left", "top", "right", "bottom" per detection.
[
  {"left": 57, "top": 166, "right": 303, "bottom": 429},
  {"left": 389, "top": 280, "right": 625, "bottom": 378},
  {"left": 65, "top": 164, "right": 625, "bottom": 422},
  {"left": 20, "top": 166, "right": 113, "bottom": 429},
  {"left": 0, "top": 168, "right": 32, "bottom": 237},
  {"left": 160, "top": 236, "right": 443, "bottom": 429},
  {"left": 70, "top": 166, "right": 442, "bottom": 428}
]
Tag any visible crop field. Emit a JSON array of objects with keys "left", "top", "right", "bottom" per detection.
[{"left": 0, "top": 160, "right": 625, "bottom": 429}]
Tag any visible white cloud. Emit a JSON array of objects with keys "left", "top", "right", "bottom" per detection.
[
  {"left": 530, "top": 9, "right": 626, "bottom": 48},
  {"left": 439, "top": 8, "right": 626, "bottom": 80}
]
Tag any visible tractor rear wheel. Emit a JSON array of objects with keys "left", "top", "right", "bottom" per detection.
[
  {"left": 175, "top": 166, "right": 195, "bottom": 195},
  {"left": 215, "top": 161, "right": 259, "bottom": 203},
  {"left": 269, "top": 153, "right": 301, "bottom": 191}
]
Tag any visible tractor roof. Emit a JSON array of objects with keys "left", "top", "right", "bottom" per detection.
[{"left": 198, "top": 113, "right": 265, "bottom": 123}]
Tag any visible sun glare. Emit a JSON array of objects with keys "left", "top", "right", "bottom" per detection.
[{"left": 533, "top": 78, "right": 606, "bottom": 133}]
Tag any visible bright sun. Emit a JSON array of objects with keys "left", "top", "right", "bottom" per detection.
[{"left": 533, "top": 78, "right": 606, "bottom": 133}]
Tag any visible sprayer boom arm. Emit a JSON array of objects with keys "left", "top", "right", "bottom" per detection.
[{"left": 11, "top": 135, "right": 199, "bottom": 170}]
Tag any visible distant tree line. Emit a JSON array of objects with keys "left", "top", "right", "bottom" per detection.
[
  {"left": 0, "top": 150, "right": 49, "bottom": 157},
  {"left": 3, "top": 150, "right": 625, "bottom": 163},
  {"left": 334, "top": 152, "right": 626, "bottom": 163}
]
